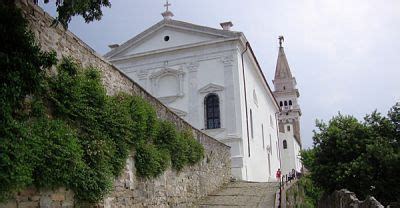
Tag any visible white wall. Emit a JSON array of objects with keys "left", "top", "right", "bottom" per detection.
[
  {"left": 235, "top": 44, "right": 280, "bottom": 182},
  {"left": 278, "top": 123, "right": 301, "bottom": 177}
]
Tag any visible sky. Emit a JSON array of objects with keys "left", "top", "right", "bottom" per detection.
[{"left": 39, "top": 0, "right": 400, "bottom": 148}]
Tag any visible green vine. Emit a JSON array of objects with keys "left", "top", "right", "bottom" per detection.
[{"left": 0, "top": 4, "right": 204, "bottom": 203}]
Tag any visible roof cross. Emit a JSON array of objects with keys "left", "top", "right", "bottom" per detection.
[{"left": 164, "top": 0, "right": 171, "bottom": 12}]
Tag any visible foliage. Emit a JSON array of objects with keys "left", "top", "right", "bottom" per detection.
[
  {"left": 35, "top": 0, "right": 111, "bottom": 28},
  {"left": 301, "top": 104, "right": 400, "bottom": 205},
  {"left": 0, "top": 4, "right": 205, "bottom": 203},
  {"left": 0, "top": 3, "right": 56, "bottom": 122},
  {"left": 182, "top": 130, "right": 205, "bottom": 165},
  {"left": 155, "top": 122, "right": 205, "bottom": 171},
  {"left": 135, "top": 142, "right": 170, "bottom": 178},
  {"left": 297, "top": 174, "right": 323, "bottom": 207}
]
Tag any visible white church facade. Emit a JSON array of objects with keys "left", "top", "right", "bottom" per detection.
[{"left": 105, "top": 8, "right": 301, "bottom": 182}]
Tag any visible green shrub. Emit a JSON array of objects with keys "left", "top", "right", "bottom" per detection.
[
  {"left": 155, "top": 122, "right": 204, "bottom": 170},
  {"left": 130, "top": 96, "right": 159, "bottom": 143},
  {"left": 30, "top": 119, "right": 84, "bottom": 189},
  {"left": 183, "top": 130, "right": 205, "bottom": 165},
  {"left": 0, "top": 120, "right": 37, "bottom": 201},
  {"left": 135, "top": 142, "right": 170, "bottom": 178},
  {"left": 69, "top": 165, "right": 113, "bottom": 203}
]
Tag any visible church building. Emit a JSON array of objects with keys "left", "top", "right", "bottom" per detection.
[
  {"left": 273, "top": 37, "right": 303, "bottom": 176},
  {"left": 105, "top": 6, "right": 286, "bottom": 182}
]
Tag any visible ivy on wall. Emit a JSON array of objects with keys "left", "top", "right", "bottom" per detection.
[{"left": 0, "top": 4, "right": 204, "bottom": 203}]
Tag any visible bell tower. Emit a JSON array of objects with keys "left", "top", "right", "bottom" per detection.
[{"left": 273, "top": 36, "right": 302, "bottom": 146}]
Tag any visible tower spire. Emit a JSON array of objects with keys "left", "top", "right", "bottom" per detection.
[
  {"left": 274, "top": 36, "right": 292, "bottom": 80},
  {"left": 162, "top": 0, "right": 174, "bottom": 20}
]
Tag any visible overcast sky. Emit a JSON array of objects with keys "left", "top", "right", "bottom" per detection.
[{"left": 40, "top": 0, "right": 400, "bottom": 148}]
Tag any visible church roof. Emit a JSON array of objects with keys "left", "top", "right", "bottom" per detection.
[
  {"left": 274, "top": 46, "right": 293, "bottom": 80},
  {"left": 104, "top": 19, "right": 242, "bottom": 59}
]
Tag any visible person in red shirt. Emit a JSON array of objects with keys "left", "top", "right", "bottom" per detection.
[{"left": 276, "top": 168, "right": 282, "bottom": 180}]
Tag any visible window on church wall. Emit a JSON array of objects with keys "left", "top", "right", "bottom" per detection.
[
  {"left": 289, "top": 100, "right": 293, "bottom": 106},
  {"left": 250, "top": 109, "right": 254, "bottom": 139},
  {"left": 283, "top": 140, "right": 287, "bottom": 149},
  {"left": 283, "top": 86, "right": 286, "bottom": 90},
  {"left": 287, "top": 125, "right": 291, "bottom": 132},
  {"left": 279, "top": 101, "right": 283, "bottom": 106},
  {"left": 205, "top": 94, "right": 221, "bottom": 129},
  {"left": 284, "top": 101, "right": 288, "bottom": 106}
]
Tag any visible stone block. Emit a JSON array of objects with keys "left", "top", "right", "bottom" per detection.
[
  {"left": 17, "top": 201, "right": 39, "bottom": 208},
  {"left": 61, "top": 201, "right": 73, "bottom": 208},
  {"left": 51, "top": 194, "right": 65, "bottom": 201},
  {"left": 0, "top": 201, "right": 17, "bottom": 208},
  {"left": 39, "top": 195, "right": 52, "bottom": 208}
]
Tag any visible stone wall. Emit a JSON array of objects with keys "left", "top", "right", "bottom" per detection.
[
  {"left": 284, "top": 181, "right": 305, "bottom": 208},
  {"left": 317, "top": 189, "right": 384, "bottom": 208},
  {"left": 0, "top": 1, "right": 231, "bottom": 207}
]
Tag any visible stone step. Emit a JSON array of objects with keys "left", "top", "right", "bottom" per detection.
[{"left": 194, "top": 181, "right": 279, "bottom": 208}]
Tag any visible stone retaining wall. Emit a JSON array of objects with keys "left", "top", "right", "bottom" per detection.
[
  {"left": 284, "top": 180, "right": 305, "bottom": 208},
  {"left": 317, "top": 189, "right": 384, "bottom": 208},
  {"left": 0, "top": 1, "right": 231, "bottom": 207}
]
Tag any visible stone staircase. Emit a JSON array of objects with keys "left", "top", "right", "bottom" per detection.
[{"left": 195, "top": 181, "right": 280, "bottom": 208}]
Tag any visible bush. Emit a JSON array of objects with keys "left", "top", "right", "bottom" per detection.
[
  {"left": 30, "top": 119, "right": 84, "bottom": 189},
  {"left": 298, "top": 175, "right": 322, "bottom": 207},
  {"left": 0, "top": 120, "right": 37, "bottom": 201},
  {"left": 155, "top": 122, "right": 204, "bottom": 170},
  {"left": 183, "top": 130, "right": 204, "bottom": 165},
  {"left": 135, "top": 142, "right": 170, "bottom": 178},
  {"left": 129, "top": 96, "right": 159, "bottom": 143}
]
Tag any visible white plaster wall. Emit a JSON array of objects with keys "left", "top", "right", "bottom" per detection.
[
  {"left": 235, "top": 45, "right": 280, "bottom": 182},
  {"left": 278, "top": 123, "right": 301, "bottom": 177}
]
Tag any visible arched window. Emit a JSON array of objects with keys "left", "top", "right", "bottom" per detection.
[
  {"left": 283, "top": 140, "right": 287, "bottom": 149},
  {"left": 205, "top": 94, "right": 220, "bottom": 129},
  {"left": 280, "top": 101, "right": 283, "bottom": 106},
  {"left": 289, "top": 100, "right": 293, "bottom": 106},
  {"left": 284, "top": 101, "right": 288, "bottom": 106}
]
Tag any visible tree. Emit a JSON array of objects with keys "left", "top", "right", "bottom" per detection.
[
  {"left": 301, "top": 104, "right": 400, "bottom": 205},
  {"left": 35, "top": 0, "right": 111, "bottom": 28}
]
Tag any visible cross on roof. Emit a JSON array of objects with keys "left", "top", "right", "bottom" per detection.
[{"left": 164, "top": 0, "right": 171, "bottom": 12}]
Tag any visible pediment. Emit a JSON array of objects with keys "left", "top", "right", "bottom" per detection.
[
  {"left": 105, "top": 19, "right": 241, "bottom": 59},
  {"left": 199, "top": 83, "right": 224, "bottom": 94}
]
